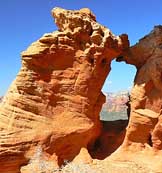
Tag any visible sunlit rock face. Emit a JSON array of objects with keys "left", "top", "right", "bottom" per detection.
[
  {"left": 113, "top": 26, "right": 162, "bottom": 172},
  {"left": 0, "top": 7, "right": 129, "bottom": 173}
]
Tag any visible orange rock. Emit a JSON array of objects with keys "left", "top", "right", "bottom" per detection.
[
  {"left": 113, "top": 26, "right": 162, "bottom": 172},
  {"left": 73, "top": 147, "right": 93, "bottom": 164},
  {"left": 125, "top": 26, "right": 162, "bottom": 150},
  {"left": 0, "top": 7, "right": 128, "bottom": 173}
]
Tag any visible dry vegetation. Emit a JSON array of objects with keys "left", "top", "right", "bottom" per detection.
[{"left": 24, "top": 146, "right": 154, "bottom": 173}]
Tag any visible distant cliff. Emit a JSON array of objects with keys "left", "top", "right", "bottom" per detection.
[{"left": 100, "top": 91, "right": 129, "bottom": 121}]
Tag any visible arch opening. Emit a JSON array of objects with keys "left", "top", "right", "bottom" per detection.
[
  {"left": 101, "top": 59, "right": 136, "bottom": 121},
  {"left": 89, "top": 59, "right": 136, "bottom": 160}
]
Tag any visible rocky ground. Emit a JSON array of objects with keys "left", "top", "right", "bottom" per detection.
[
  {"left": 91, "top": 160, "right": 154, "bottom": 173},
  {"left": 59, "top": 159, "right": 155, "bottom": 173}
]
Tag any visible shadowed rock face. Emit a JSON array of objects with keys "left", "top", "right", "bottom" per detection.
[
  {"left": 112, "top": 26, "right": 162, "bottom": 172},
  {"left": 0, "top": 7, "right": 129, "bottom": 173}
]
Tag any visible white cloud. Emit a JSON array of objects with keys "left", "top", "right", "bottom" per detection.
[{"left": 107, "top": 81, "right": 112, "bottom": 85}]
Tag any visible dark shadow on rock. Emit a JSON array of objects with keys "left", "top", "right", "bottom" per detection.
[{"left": 89, "top": 120, "right": 128, "bottom": 160}]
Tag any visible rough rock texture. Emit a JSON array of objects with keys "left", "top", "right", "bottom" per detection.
[
  {"left": 113, "top": 26, "right": 162, "bottom": 172},
  {"left": 0, "top": 7, "right": 129, "bottom": 173},
  {"left": 90, "top": 120, "right": 128, "bottom": 159}
]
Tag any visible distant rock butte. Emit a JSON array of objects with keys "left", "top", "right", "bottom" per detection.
[
  {"left": 0, "top": 7, "right": 129, "bottom": 173},
  {"left": 103, "top": 91, "right": 129, "bottom": 112}
]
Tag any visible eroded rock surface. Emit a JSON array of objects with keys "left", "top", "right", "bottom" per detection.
[
  {"left": 0, "top": 7, "right": 128, "bottom": 173},
  {"left": 113, "top": 26, "right": 162, "bottom": 172}
]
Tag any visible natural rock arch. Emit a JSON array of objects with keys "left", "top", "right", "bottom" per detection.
[{"left": 0, "top": 7, "right": 161, "bottom": 173}]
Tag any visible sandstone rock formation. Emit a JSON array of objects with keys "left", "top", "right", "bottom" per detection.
[
  {"left": 113, "top": 26, "right": 162, "bottom": 172},
  {"left": 0, "top": 7, "right": 129, "bottom": 173}
]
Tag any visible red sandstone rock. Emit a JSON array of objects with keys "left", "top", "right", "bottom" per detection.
[
  {"left": 0, "top": 7, "right": 128, "bottom": 173},
  {"left": 2, "top": 6, "right": 161, "bottom": 173},
  {"left": 112, "top": 26, "right": 162, "bottom": 172}
]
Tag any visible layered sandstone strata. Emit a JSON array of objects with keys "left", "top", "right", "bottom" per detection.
[
  {"left": 0, "top": 7, "right": 128, "bottom": 173},
  {"left": 114, "top": 26, "right": 162, "bottom": 172}
]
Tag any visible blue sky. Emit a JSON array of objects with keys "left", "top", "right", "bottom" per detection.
[{"left": 0, "top": 0, "right": 162, "bottom": 95}]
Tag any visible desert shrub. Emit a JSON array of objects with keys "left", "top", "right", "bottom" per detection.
[
  {"left": 26, "top": 146, "right": 97, "bottom": 173},
  {"left": 60, "top": 161, "right": 97, "bottom": 173}
]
